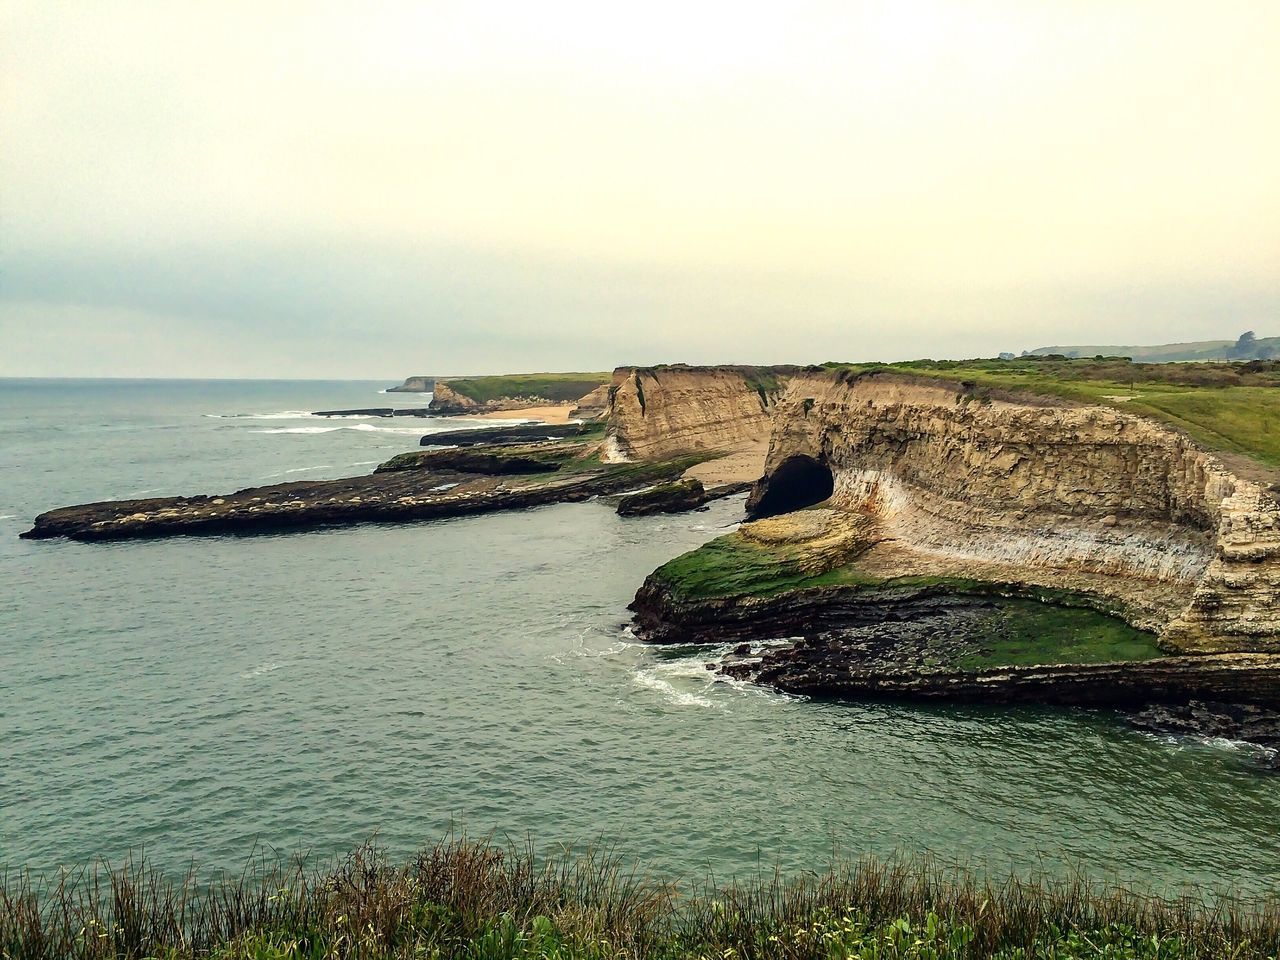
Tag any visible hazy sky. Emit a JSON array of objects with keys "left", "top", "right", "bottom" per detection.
[{"left": 3, "top": 1, "right": 1278, "bottom": 378}]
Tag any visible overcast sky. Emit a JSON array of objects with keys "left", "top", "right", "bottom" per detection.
[{"left": 2, "top": 1, "right": 1278, "bottom": 378}]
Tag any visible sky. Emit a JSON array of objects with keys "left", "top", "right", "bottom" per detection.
[{"left": 2, "top": 1, "right": 1278, "bottom": 379}]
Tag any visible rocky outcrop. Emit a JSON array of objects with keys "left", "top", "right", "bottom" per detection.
[
  {"left": 570, "top": 384, "right": 612, "bottom": 421},
  {"left": 743, "top": 371, "right": 1280, "bottom": 654},
  {"left": 21, "top": 445, "right": 706, "bottom": 542},
  {"left": 605, "top": 365, "right": 800, "bottom": 461},
  {"left": 387, "top": 376, "right": 435, "bottom": 393},
  {"left": 427, "top": 382, "right": 484, "bottom": 415},
  {"left": 313, "top": 407, "right": 433, "bottom": 418},
  {"left": 419, "top": 424, "right": 585, "bottom": 447},
  {"left": 722, "top": 640, "right": 1280, "bottom": 709},
  {"left": 376, "top": 444, "right": 577, "bottom": 476},
  {"left": 617, "top": 479, "right": 710, "bottom": 517}
]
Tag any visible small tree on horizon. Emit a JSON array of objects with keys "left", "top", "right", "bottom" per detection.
[{"left": 1233, "top": 330, "right": 1258, "bottom": 358}]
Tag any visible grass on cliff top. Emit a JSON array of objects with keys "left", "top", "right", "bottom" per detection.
[
  {"left": 819, "top": 357, "right": 1280, "bottom": 469},
  {"left": 5, "top": 838, "right": 1279, "bottom": 960},
  {"left": 441, "top": 372, "right": 612, "bottom": 404}
]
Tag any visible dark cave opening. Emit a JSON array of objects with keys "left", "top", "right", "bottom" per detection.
[{"left": 748, "top": 454, "right": 835, "bottom": 519}]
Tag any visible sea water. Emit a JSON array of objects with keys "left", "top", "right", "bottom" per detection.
[{"left": 2, "top": 379, "right": 1278, "bottom": 896}]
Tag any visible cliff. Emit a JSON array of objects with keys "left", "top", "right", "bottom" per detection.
[
  {"left": 428, "top": 373, "right": 613, "bottom": 415},
  {"left": 740, "top": 371, "right": 1280, "bottom": 654},
  {"left": 428, "top": 381, "right": 484, "bottom": 414},
  {"left": 605, "top": 365, "right": 800, "bottom": 461},
  {"left": 387, "top": 376, "right": 435, "bottom": 393}
]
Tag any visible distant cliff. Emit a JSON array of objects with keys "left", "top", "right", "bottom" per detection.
[
  {"left": 1025, "top": 331, "right": 1279, "bottom": 362},
  {"left": 426, "top": 373, "right": 613, "bottom": 415},
  {"left": 387, "top": 376, "right": 435, "bottom": 393}
]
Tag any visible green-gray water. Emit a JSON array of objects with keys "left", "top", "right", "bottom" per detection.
[{"left": 2, "top": 379, "right": 1277, "bottom": 896}]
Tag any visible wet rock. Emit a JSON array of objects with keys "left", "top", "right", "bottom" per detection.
[
  {"left": 419, "top": 423, "right": 584, "bottom": 447},
  {"left": 617, "top": 479, "right": 707, "bottom": 517},
  {"left": 312, "top": 407, "right": 433, "bottom": 418},
  {"left": 21, "top": 448, "right": 703, "bottom": 542}
]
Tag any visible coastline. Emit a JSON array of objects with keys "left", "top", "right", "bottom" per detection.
[{"left": 457, "top": 403, "right": 578, "bottom": 424}]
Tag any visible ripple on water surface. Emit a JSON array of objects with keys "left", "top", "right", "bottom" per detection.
[{"left": 2, "top": 379, "right": 1279, "bottom": 898}]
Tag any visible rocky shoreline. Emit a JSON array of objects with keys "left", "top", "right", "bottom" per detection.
[
  {"left": 631, "top": 570, "right": 1280, "bottom": 760},
  {"left": 21, "top": 443, "right": 707, "bottom": 542}
]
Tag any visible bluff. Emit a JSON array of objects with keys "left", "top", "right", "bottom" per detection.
[
  {"left": 387, "top": 376, "right": 435, "bottom": 393},
  {"left": 747, "top": 371, "right": 1280, "bottom": 653},
  {"left": 604, "top": 365, "right": 801, "bottom": 461},
  {"left": 614, "top": 366, "right": 1280, "bottom": 656}
]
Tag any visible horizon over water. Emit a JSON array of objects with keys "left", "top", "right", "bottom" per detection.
[{"left": 2, "top": 378, "right": 1279, "bottom": 897}]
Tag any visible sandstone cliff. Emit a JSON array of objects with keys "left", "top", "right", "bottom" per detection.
[
  {"left": 605, "top": 365, "right": 799, "bottom": 461},
  {"left": 745, "top": 371, "right": 1280, "bottom": 654},
  {"left": 387, "top": 376, "right": 435, "bottom": 393}
]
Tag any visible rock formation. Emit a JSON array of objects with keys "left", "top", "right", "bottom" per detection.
[
  {"left": 21, "top": 443, "right": 708, "bottom": 541},
  {"left": 605, "top": 365, "right": 800, "bottom": 461},
  {"left": 569, "top": 384, "right": 612, "bottom": 421},
  {"left": 739, "top": 370, "right": 1280, "bottom": 654},
  {"left": 387, "top": 376, "right": 435, "bottom": 393}
]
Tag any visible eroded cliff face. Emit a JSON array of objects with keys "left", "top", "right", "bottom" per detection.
[
  {"left": 605, "top": 366, "right": 794, "bottom": 461},
  {"left": 749, "top": 372, "right": 1280, "bottom": 654}
]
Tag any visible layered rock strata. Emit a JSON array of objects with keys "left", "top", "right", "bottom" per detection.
[
  {"left": 605, "top": 365, "right": 800, "bottom": 461},
  {"left": 387, "top": 376, "right": 435, "bottom": 393},
  {"left": 740, "top": 372, "right": 1280, "bottom": 654}
]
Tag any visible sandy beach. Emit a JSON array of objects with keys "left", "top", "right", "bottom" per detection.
[
  {"left": 458, "top": 404, "right": 578, "bottom": 425},
  {"left": 682, "top": 442, "right": 769, "bottom": 487}
]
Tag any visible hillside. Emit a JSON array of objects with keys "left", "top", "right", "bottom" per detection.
[{"left": 1025, "top": 331, "right": 1279, "bottom": 362}]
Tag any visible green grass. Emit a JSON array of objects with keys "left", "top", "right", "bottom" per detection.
[
  {"left": 4, "top": 839, "right": 1278, "bottom": 959},
  {"left": 441, "top": 373, "right": 612, "bottom": 405},
  {"left": 816, "top": 357, "right": 1280, "bottom": 468},
  {"left": 649, "top": 532, "right": 858, "bottom": 600},
  {"left": 1025, "top": 335, "right": 1280, "bottom": 362},
  {"left": 954, "top": 599, "right": 1163, "bottom": 670},
  {"left": 650, "top": 533, "right": 985, "bottom": 601}
]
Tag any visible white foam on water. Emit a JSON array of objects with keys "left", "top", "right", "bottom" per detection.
[
  {"left": 205, "top": 410, "right": 319, "bottom": 420},
  {"left": 0, "top": 514, "right": 17, "bottom": 521},
  {"left": 633, "top": 669, "right": 716, "bottom": 708},
  {"left": 261, "top": 464, "right": 334, "bottom": 479},
  {"left": 240, "top": 661, "right": 285, "bottom": 679},
  {"left": 253, "top": 424, "right": 426, "bottom": 435}
]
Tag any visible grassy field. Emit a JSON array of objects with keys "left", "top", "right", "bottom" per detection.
[
  {"left": 440, "top": 373, "right": 613, "bottom": 405},
  {"left": 818, "top": 357, "right": 1280, "bottom": 468},
  {"left": 4, "top": 838, "right": 1278, "bottom": 959}
]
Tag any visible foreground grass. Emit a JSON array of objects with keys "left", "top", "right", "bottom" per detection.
[
  {"left": 3, "top": 840, "right": 1277, "bottom": 959},
  {"left": 441, "top": 374, "right": 613, "bottom": 405},
  {"left": 819, "top": 358, "right": 1280, "bottom": 468}
]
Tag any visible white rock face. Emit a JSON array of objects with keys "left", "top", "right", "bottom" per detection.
[
  {"left": 752, "top": 372, "right": 1280, "bottom": 654},
  {"left": 608, "top": 366, "right": 1280, "bottom": 654}
]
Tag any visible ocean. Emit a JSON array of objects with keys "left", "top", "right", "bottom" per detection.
[{"left": 2, "top": 378, "right": 1277, "bottom": 895}]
